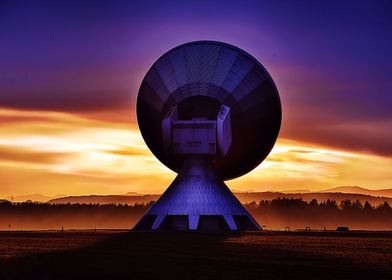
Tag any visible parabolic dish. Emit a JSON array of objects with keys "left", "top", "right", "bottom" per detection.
[{"left": 137, "top": 40, "right": 281, "bottom": 180}]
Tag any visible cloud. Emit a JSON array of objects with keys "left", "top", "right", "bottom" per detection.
[
  {"left": 105, "top": 146, "right": 150, "bottom": 157},
  {"left": 229, "top": 139, "right": 392, "bottom": 192},
  {"left": 0, "top": 145, "right": 73, "bottom": 165},
  {"left": 1, "top": 107, "right": 391, "bottom": 198},
  {"left": 282, "top": 117, "right": 392, "bottom": 157}
]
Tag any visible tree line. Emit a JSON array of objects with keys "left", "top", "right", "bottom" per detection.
[
  {"left": 0, "top": 198, "right": 391, "bottom": 230},
  {"left": 245, "top": 198, "right": 392, "bottom": 230},
  {"left": 0, "top": 201, "right": 154, "bottom": 230},
  {"left": 245, "top": 197, "right": 391, "bottom": 212}
]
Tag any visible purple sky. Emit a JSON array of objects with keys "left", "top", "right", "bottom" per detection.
[{"left": 1, "top": 0, "right": 392, "bottom": 156}]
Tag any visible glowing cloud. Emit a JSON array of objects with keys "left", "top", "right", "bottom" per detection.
[{"left": 1, "top": 108, "right": 392, "bottom": 198}]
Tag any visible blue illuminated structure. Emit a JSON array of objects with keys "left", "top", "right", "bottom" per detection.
[{"left": 134, "top": 41, "right": 281, "bottom": 231}]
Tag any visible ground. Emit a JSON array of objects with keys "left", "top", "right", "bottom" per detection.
[{"left": 0, "top": 230, "right": 392, "bottom": 280}]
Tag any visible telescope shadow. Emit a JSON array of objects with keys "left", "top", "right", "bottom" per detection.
[{"left": 1, "top": 231, "right": 391, "bottom": 280}]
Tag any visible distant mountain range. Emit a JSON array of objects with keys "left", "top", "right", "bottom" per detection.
[
  {"left": 3, "top": 186, "right": 392, "bottom": 206},
  {"left": 234, "top": 191, "right": 392, "bottom": 206},
  {"left": 6, "top": 194, "right": 64, "bottom": 202},
  {"left": 48, "top": 194, "right": 159, "bottom": 205},
  {"left": 46, "top": 191, "right": 392, "bottom": 207},
  {"left": 322, "top": 186, "right": 392, "bottom": 197}
]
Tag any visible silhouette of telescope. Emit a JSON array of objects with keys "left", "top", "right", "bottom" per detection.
[{"left": 134, "top": 41, "right": 281, "bottom": 231}]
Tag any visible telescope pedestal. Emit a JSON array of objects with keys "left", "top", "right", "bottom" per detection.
[{"left": 133, "top": 159, "right": 261, "bottom": 231}]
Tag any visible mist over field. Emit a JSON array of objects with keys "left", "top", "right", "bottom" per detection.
[{"left": 1, "top": 197, "right": 392, "bottom": 231}]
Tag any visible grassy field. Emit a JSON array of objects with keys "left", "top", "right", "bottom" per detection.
[{"left": 1, "top": 230, "right": 392, "bottom": 279}]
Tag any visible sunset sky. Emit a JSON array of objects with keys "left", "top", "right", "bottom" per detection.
[{"left": 1, "top": 1, "right": 392, "bottom": 198}]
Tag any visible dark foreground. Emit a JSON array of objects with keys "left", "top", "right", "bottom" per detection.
[{"left": 1, "top": 230, "right": 392, "bottom": 280}]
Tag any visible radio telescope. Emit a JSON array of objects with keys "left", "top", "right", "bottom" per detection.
[{"left": 134, "top": 41, "right": 281, "bottom": 231}]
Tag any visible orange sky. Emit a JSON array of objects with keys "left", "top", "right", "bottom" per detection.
[
  {"left": 1, "top": 2, "right": 392, "bottom": 199},
  {"left": 1, "top": 107, "right": 392, "bottom": 198}
]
